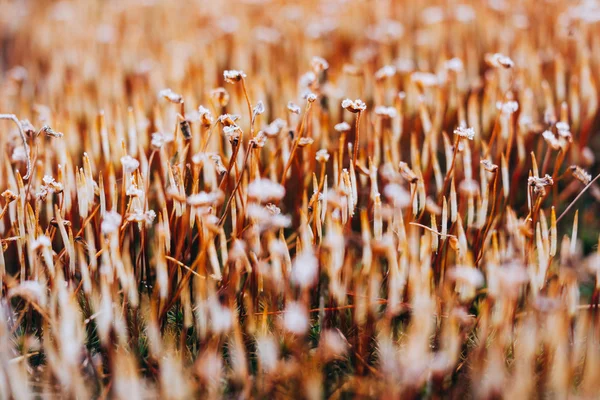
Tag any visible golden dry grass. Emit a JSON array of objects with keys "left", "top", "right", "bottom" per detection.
[{"left": 1, "top": 0, "right": 600, "bottom": 398}]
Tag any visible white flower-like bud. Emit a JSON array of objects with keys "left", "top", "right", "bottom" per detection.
[
  {"left": 210, "top": 88, "right": 230, "bottom": 107},
  {"left": 253, "top": 101, "right": 265, "bottom": 118},
  {"left": 316, "top": 149, "right": 330, "bottom": 163},
  {"left": 374, "top": 106, "right": 397, "bottom": 119},
  {"left": 480, "top": 159, "right": 498, "bottom": 172},
  {"left": 32, "top": 235, "right": 52, "bottom": 250},
  {"left": 485, "top": 53, "right": 515, "bottom": 69},
  {"left": 383, "top": 183, "right": 411, "bottom": 208},
  {"left": 311, "top": 56, "right": 329, "bottom": 73},
  {"left": 223, "top": 125, "right": 242, "bottom": 143},
  {"left": 453, "top": 126, "right": 475, "bottom": 140},
  {"left": 151, "top": 132, "right": 165, "bottom": 149},
  {"left": 256, "top": 335, "right": 279, "bottom": 372},
  {"left": 248, "top": 179, "right": 286, "bottom": 203},
  {"left": 571, "top": 165, "right": 592, "bottom": 185},
  {"left": 448, "top": 266, "right": 484, "bottom": 287},
  {"left": 496, "top": 100, "right": 519, "bottom": 114},
  {"left": 126, "top": 184, "right": 144, "bottom": 197},
  {"left": 101, "top": 211, "right": 122, "bottom": 235},
  {"left": 444, "top": 57, "right": 464, "bottom": 72},
  {"left": 411, "top": 71, "right": 439, "bottom": 88},
  {"left": 198, "top": 106, "right": 214, "bottom": 126},
  {"left": 120, "top": 155, "right": 140, "bottom": 173},
  {"left": 341, "top": 98, "right": 367, "bottom": 113},
  {"left": 187, "top": 191, "right": 224, "bottom": 207},
  {"left": 158, "top": 88, "right": 183, "bottom": 103},
  {"left": 334, "top": 122, "right": 352, "bottom": 133},
  {"left": 223, "top": 69, "right": 246, "bottom": 83},
  {"left": 287, "top": 102, "right": 301, "bottom": 114},
  {"left": 291, "top": 249, "right": 319, "bottom": 288},
  {"left": 375, "top": 65, "right": 396, "bottom": 80},
  {"left": 283, "top": 302, "right": 309, "bottom": 334},
  {"left": 299, "top": 71, "right": 317, "bottom": 89},
  {"left": 304, "top": 92, "right": 318, "bottom": 103},
  {"left": 263, "top": 118, "right": 286, "bottom": 137}
]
